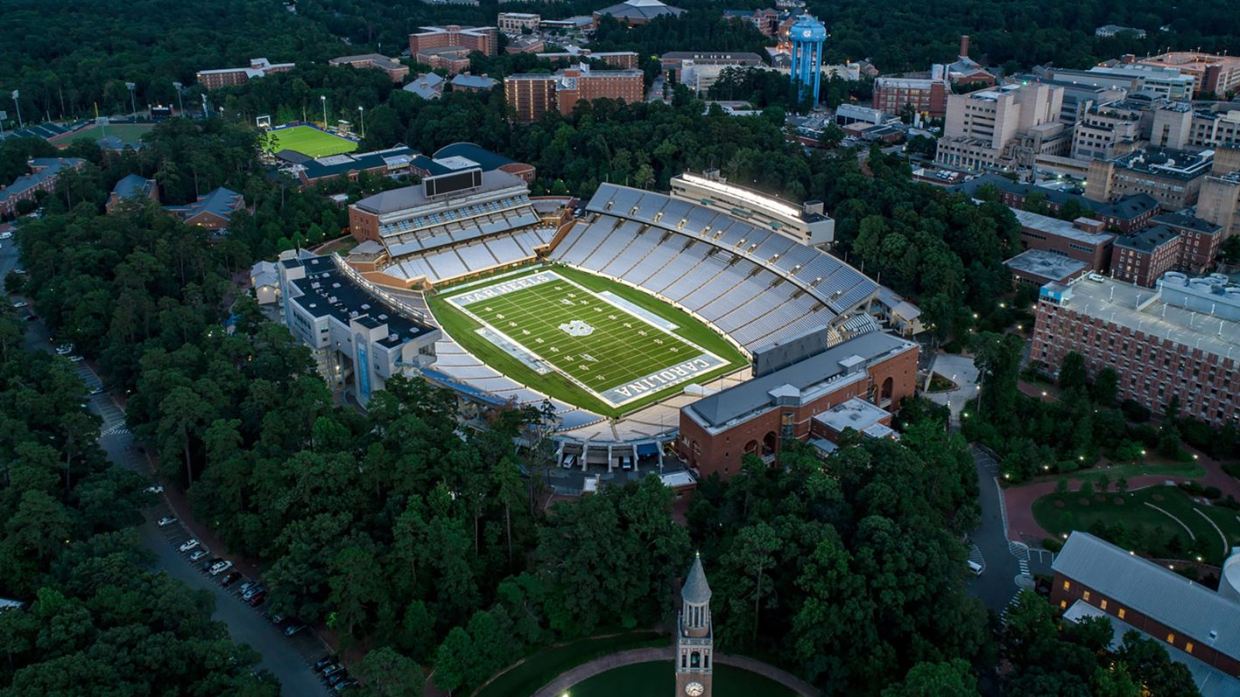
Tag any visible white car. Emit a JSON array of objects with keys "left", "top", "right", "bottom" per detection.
[
  {"left": 55, "top": 344, "right": 73, "bottom": 355},
  {"left": 157, "top": 516, "right": 177, "bottom": 527},
  {"left": 11, "top": 300, "right": 27, "bottom": 309},
  {"left": 67, "top": 355, "right": 84, "bottom": 363},
  {"left": 0, "top": 231, "right": 13, "bottom": 240},
  {"left": 209, "top": 560, "right": 233, "bottom": 576},
  {"left": 179, "top": 539, "right": 200, "bottom": 552},
  {"left": 188, "top": 549, "right": 209, "bottom": 562},
  {"left": 145, "top": 485, "right": 164, "bottom": 494}
]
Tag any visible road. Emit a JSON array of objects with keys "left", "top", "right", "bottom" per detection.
[
  {"left": 4, "top": 238, "right": 333, "bottom": 696},
  {"left": 966, "top": 446, "right": 1034, "bottom": 616}
]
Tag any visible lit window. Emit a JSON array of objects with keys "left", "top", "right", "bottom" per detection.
[
  {"left": 1059, "top": 600, "right": 1067, "bottom": 609},
  {"left": 1118, "top": 609, "right": 1126, "bottom": 619},
  {"left": 1083, "top": 591, "right": 1091, "bottom": 601},
  {"left": 1167, "top": 633, "right": 1176, "bottom": 644},
  {"left": 1185, "top": 642, "right": 1194, "bottom": 654},
  {"left": 1063, "top": 580, "right": 1071, "bottom": 591},
  {"left": 1100, "top": 600, "right": 1108, "bottom": 610}
]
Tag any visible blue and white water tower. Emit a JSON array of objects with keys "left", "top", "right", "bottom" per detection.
[{"left": 788, "top": 14, "right": 828, "bottom": 105}]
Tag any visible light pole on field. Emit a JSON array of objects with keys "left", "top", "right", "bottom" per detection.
[
  {"left": 320, "top": 95, "right": 327, "bottom": 128},
  {"left": 11, "top": 90, "right": 23, "bottom": 129},
  {"left": 358, "top": 105, "right": 365, "bottom": 139},
  {"left": 125, "top": 82, "right": 137, "bottom": 117},
  {"left": 172, "top": 82, "right": 184, "bottom": 114}
]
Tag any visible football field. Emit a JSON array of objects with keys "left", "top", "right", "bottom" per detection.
[
  {"left": 266, "top": 125, "right": 357, "bottom": 157},
  {"left": 443, "top": 270, "right": 735, "bottom": 409}
]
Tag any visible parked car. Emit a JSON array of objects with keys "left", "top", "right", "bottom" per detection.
[
  {"left": 54, "top": 344, "right": 73, "bottom": 355},
  {"left": 241, "top": 584, "right": 265, "bottom": 601},
  {"left": 11, "top": 300, "right": 28, "bottom": 309},
  {"left": 145, "top": 485, "right": 164, "bottom": 494},
  {"left": 188, "top": 549, "right": 209, "bottom": 562},
  {"left": 321, "top": 665, "right": 345, "bottom": 680},
  {"left": 246, "top": 592, "right": 267, "bottom": 607},
  {"left": 67, "top": 355, "right": 84, "bottom": 363},
  {"left": 334, "top": 679, "right": 358, "bottom": 693},
  {"left": 326, "top": 672, "right": 350, "bottom": 688},
  {"left": 89, "top": 386, "right": 103, "bottom": 395},
  {"left": 267, "top": 612, "right": 285, "bottom": 625},
  {"left": 178, "top": 538, "right": 200, "bottom": 552},
  {"left": 220, "top": 571, "right": 242, "bottom": 587},
  {"left": 967, "top": 560, "right": 983, "bottom": 576},
  {"left": 0, "top": 230, "right": 13, "bottom": 240},
  {"left": 157, "top": 516, "right": 177, "bottom": 527},
  {"left": 313, "top": 656, "right": 338, "bottom": 673},
  {"left": 209, "top": 560, "right": 233, "bottom": 576},
  {"left": 283, "top": 622, "right": 306, "bottom": 637}
]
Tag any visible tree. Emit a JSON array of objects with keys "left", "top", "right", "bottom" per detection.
[
  {"left": 1059, "top": 351, "right": 1088, "bottom": 393},
  {"left": 356, "top": 646, "right": 424, "bottom": 697},
  {"left": 726, "top": 521, "right": 782, "bottom": 646},
  {"left": 882, "top": 659, "right": 979, "bottom": 697}
]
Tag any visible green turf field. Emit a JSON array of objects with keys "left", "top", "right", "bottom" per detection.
[
  {"left": 266, "top": 125, "right": 357, "bottom": 157},
  {"left": 53, "top": 123, "right": 155, "bottom": 148},
  {"left": 429, "top": 265, "right": 748, "bottom": 416}
]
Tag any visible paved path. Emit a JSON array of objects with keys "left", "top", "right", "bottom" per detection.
[
  {"left": 531, "top": 648, "right": 816, "bottom": 697},
  {"left": 923, "top": 352, "right": 978, "bottom": 425},
  {"left": 966, "top": 447, "right": 1027, "bottom": 614}
]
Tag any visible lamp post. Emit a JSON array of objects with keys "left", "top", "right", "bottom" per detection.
[
  {"left": 357, "top": 105, "right": 365, "bottom": 139},
  {"left": 320, "top": 95, "right": 327, "bottom": 128},
  {"left": 125, "top": 82, "right": 137, "bottom": 117},
  {"left": 11, "top": 90, "right": 23, "bottom": 129},
  {"left": 172, "top": 82, "right": 184, "bottom": 114}
]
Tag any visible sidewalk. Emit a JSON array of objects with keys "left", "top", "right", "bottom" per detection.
[{"left": 530, "top": 648, "right": 817, "bottom": 697}]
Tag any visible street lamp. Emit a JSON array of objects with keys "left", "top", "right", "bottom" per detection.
[
  {"left": 320, "top": 95, "right": 327, "bottom": 128},
  {"left": 357, "top": 105, "right": 365, "bottom": 139}
]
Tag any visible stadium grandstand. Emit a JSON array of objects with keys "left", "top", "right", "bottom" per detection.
[{"left": 297, "top": 166, "right": 921, "bottom": 479}]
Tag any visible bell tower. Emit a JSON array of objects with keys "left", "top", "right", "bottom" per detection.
[{"left": 675, "top": 552, "right": 713, "bottom": 697}]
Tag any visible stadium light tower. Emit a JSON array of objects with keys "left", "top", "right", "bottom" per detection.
[
  {"left": 172, "top": 82, "right": 184, "bottom": 114},
  {"left": 358, "top": 106, "right": 365, "bottom": 139},
  {"left": 125, "top": 82, "right": 137, "bottom": 116},
  {"left": 320, "top": 95, "right": 327, "bottom": 128},
  {"left": 787, "top": 14, "right": 828, "bottom": 106},
  {"left": 11, "top": 90, "right": 23, "bottom": 129}
]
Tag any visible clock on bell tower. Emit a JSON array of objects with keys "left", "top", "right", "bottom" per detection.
[{"left": 674, "top": 553, "right": 713, "bottom": 697}]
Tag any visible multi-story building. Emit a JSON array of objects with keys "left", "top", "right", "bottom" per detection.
[
  {"left": 1031, "top": 272, "right": 1240, "bottom": 426},
  {"left": 1016, "top": 72, "right": 1128, "bottom": 127},
  {"left": 497, "top": 12, "right": 540, "bottom": 35},
  {"left": 1110, "top": 225, "right": 1181, "bottom": 286},
  {"left": 1052, "top": 532, "right": 1240, "bottom": 692},
  {"left": 196, "top": 58, "right": 295, "bottom": 90},
  {"left": 162, "top": 187, "right": 245, "bottom": 231},
  {"left": 669, "top": 171, "right": 834, "bottom": 247},
  {"left": 593, "top": 0, "right": 684, "bottom": 26},
  {"left": 537, "top": 48, "right": 638, "bottom": 70},
  {"left": 956, "top": 174, "right": 1161, "bottom": 232},
  {"left": 328, "top": 54, "right": 409, "bottom": 83},
  {"left": 660, "top": 52, "right": 764, "bottom": 84},
  {"left": 1132, "top": 51, "right": 1240, "bottom": 97},
  {"left": 1012, "top": 208, "right": 1115, "bottom": 269},
  {"left": 0, "top": 157, "right": 86, "bottom": 218},
  {"left": 677, "top": 330, "right": 918, "bottom": 478},
  {"left": 1154, "top": 211, "right": 1224, "bottom": 275},
  {"left": 1086, "top": 147, "right": 1214, "bottom": 211},
  {"left": 277, "top": 253, "right": 440, "bottom": 406},
  {"left": 409, "top": 25, "right": 497, "bottom": 74},
  {"left": 1151, "top": 102, "right": 1240, "bottom": 151},
  {"left": 1071, "top": 99, "right": 1148, "bottom": 161},
  {"left": 278, "top": 145, "right": 415, "bottom": 187},
  {"left": 505, "top": 35, "right": 545, "bottom": 54},
  {"left": 1004, "top": 249, "right": 1090, "bottom": 286},
  {"left": 106, "top": 174, "right": 159, "bottom": 213},
  {"left": 1198, "top": 146, "right": 1240, "bottom": 240},
  {"left": 935, "top": 82, "right": 1068, "bottom": 171},
  {"left": 403, "top": 73, "right": 445, "bottom": 100},
  {"left": 1038, "top": 64, "right": 1195, "bottom": 102},
  {"left": 504, "top": 65, "right": 643, "bottom": 122},
  {"left": 872, "top": 71, "right": 950, "bottom": 119},
  {"left": 1094, "top": 24, "right": 1147, "bottom": 38}
]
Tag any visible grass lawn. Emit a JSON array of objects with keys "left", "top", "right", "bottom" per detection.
[
  {"left": 474, "top": 631, "right": 665, "bottom": 697},
  {"left": 266, "top": 125, "right": 357, "bottom": 157},
  {"left": 1072, "top": 459, "right": 1205, "bottom": 485},
  {"left": 1033, "top": 486, "right": 1240, "bottom": 564},
  {"left": 428, "top": 264, "right": 749, "bottom": 417},
  {"left": 570, "top": 661, "right": 795, "bottom": 697},
  {"left": 54, "top": 122, "right": 156, "bottom": 148}
]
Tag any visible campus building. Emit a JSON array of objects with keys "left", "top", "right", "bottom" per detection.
[
  {"left": 409, "top": 25, "right": 497, "bottom": 74},
  {"left": 1047, "top": 63, "right": 1196, "bottom": 102},
  {"left": 936, "top": 82, "right": 1069, "bottom": 172},
  {"left": 278, "top": 145, "right": 415, "bottom": 187},
  {"left": 669, "top": 171, "right": 834, "bottom": 247},
  {"left": 277, "top": 253, "right": 441, "bottom": 406},
  {"left": 1197, "top": 146, "right": 1240, "bottom": 240},
  {"left": 504, "top": 65, "right": 644, "bottom": 122},
  {"left": 106, "top": 174, "right": 159, "bottom": 213},
  {"left": 678, "top": 330, "right": 918, "bottom": 478},
  {"left": 328, "top": 54, "right": 409, "bottom": 83},
  {"left": 1031, "top": 273, "right": 1240, "bottom": 426},
  {"left": 593, "top": 0, "right": 684, "bottom": 26},
  {"left": 1052, "top": 532, "right": 1240, "bottom": 692},
  {"left": 162, "top": 187, "right": 245, "bottom": 230},
  {"left": 497, "top": 12, "right": 540, "bottom": 35},
  {"left": 872, "top": 73, "right": 950, "bottom": 119},
  {"left": 1130, "top": 51, "right": 1240, "bottom": 97},
  {"left": 0, "top": 157, "right": 85, "bottom": 218},
  {"left": 1110, "top": 225, "right": 1182, "bottom": 287},
  {"left": 1071, "top": 99, "right": 1148, "bottom": 162},
  {"left": 956, "top": 174, "right": 1161, "bottom": 232},
  {"left": 660, "top": 52, "right": 764, "bottom": 84},
  {"left": 537, "top": 49, "right": 639, "bottom": 70},
  {"left": 196, "top": 58, "right": 295, "bottom": 89},
  {"left": 1086, "top": 147, "right": 1215, "bottom": 211}
]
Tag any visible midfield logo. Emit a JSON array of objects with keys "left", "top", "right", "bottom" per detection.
[{"left": 559, "top": 319, "right": 595, "bottom": 337}]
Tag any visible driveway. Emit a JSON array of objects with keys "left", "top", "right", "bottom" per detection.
[
  {"left": 924, "top": 352, "right": 979, "bottom": 425},
  {"left": 966, "top": 446, "right": 1033, "bottom": 614},
  {"left": 9, "top": 253, "right": 332, "bottom": 696}
]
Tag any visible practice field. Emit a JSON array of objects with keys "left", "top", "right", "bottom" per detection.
[
  {"left": 429, "top": 266, "right": 749, "bottom": 416},
  {"left": 265, "top": 125, "right": 357, "bottom": 157},
  {"left": 50, "top": 122, "right": 155, "bottom": 149}
]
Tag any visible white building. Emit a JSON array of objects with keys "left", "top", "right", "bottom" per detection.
[
  {"left": 936, "top": 82, "right": 1069, "bottom": 171},
  {"left": 669, "top": 171, "right": 835, "bottom": 247}
]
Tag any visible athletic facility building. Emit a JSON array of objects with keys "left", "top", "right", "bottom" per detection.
[
  {"left": 669, "top": 171, "right": 834, "bottom": 247},
  {"left": 285, "top": 164, "right": 920, "bottom": 475}
]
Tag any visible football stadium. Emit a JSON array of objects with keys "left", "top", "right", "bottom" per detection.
[
  {"left": 265, "top": 124, "right": 358, "bottom": 158},
  {"left": 276, "top": 146, "right": 923, "bottom": 479}
]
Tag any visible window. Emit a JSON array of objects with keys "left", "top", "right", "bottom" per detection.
[
  {"left": 1083, "top": 591, "right": 1091, "bottom": 601},
  {"left": 1118, "top": 608, "right": 1126, "bottom": 619},
  {"left": 1100, "top": 600, "right": 1108, "bottom": 610},
  {"left": 1185, "top": 642, "right": 1194, "bottom": 654},
  {"left": 1167, "top": 633, "right": 1175, "bottom": 644},
  {"left": 1062, "top": 580, "right": 1071, "bottom": 591}
]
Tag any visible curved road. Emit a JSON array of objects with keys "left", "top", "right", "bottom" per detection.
[{"left": 4, "top": 241, "right": 330, "bottom": 696}]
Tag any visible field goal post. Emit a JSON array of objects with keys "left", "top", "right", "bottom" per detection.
[{"left": 256, "top": 115, "right": 273, "bottom": 130}]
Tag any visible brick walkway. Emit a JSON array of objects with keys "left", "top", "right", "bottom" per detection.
[{"left": 530, "top": 647, "right": 817, "bottom": 697}]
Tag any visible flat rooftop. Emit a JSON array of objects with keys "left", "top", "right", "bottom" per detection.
[
  {"left": 283, "top": 255, "right": 436, "bottom": 347},
  {"left": 1053, "top": 275, "right": 1240, "bottom": 358},
  {"left": 1005, "top": 249, "right": 1087, "bottom": 282},
  {"left": 1114, "top": 148, "right": 1214, "bottom": 179},
  {"left": 813, "top": 397, "right": 891, "bottom": 434},
  {"left": 1013, "top": 208, "right": 1114, "bottom": 245}
]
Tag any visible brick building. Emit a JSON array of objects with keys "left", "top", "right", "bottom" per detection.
[
  {"left": 1154, "top": 211, "right": 1224, "bottom": 275},
  {"left": 504, "top": 65, "right": 643, "bottom": 122},
  {"left": 1051, "top": 533, "right": 1240, "bottom": 689},
  {"left": 1131, "top": 51, "right": 1240, "bottom": 97},
  {"left": 1197, "top": 146, "right": 1240, "bottom": 240},
  {"left": 872, "top": 73, "right": 949, "bottom": 119},
  {"left": 328, "top": 54, "right": 409, "bottom": 83},
  {"left": 537, "top": 49, "right": 639, "bottom": 70},
  {"left": 0, "top": 157, "right": 86, "bottom": 218},
  {"left": 1012, "top": 208, "right": 1115, "bottom": 269},
  {"left": 497, "top": 12, "right": 540, "bottom": 35},
  {"left": 196, "top": 58, "right": 295, "bottom": 90},
  {"left": 677, "top": 331, "right": 918, "bottom": 478},
  {"left": 162, "top": 187, "right": 245, "bottom": 231},
  {"left": 106, "top": 174, "right": 159, "bottom": 213},
  {"left": 1031, "top": 273, "right": 1239, "bottom": 426},
  {"left": 955, "top": 174, "right": 1160, "bottom": 233},
  {"left": 1110, "top": 225, "right": 1181, "bottom": 286},
  {"left": 409, "top": 25, "right": 497, "bottom": 75}
]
